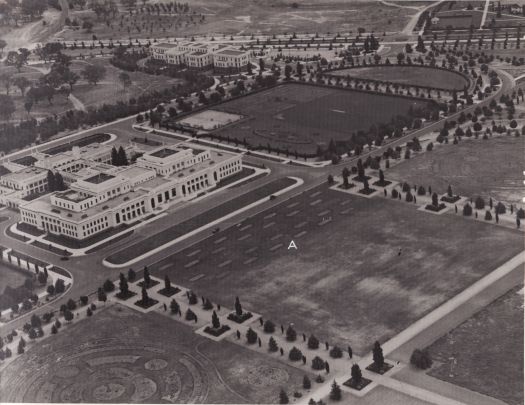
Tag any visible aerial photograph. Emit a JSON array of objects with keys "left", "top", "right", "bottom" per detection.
[{"left": 0, "top": 0, "right": 523, "bottom": 404}]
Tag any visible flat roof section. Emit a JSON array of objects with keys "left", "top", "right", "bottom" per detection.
[
  {"left": 55, "top": 190, "right": 90, "bottom": 203},
  {"left": 216, "top": 49, "right": 246, "bottom": 56},
  {"left": 150, "top": 148, "right": 179, "bottom": 159},
  {"left": 84, "top": 173, "right": 115, "bottom": 184},
  {"left": 155, "top": 43, "right": 179, "bottom": 48}
]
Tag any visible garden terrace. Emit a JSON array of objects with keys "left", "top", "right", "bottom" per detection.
[
  {"left": 149, "top": 183, "right": 523, "bottom": 354},
  {"left": 207, "top": 83, "right": 438, "bottom": 156},
  {"left": 328, "top": 65, "right": 470, "bottom": 92},
  {"left": 0, "top": 304, "right": 309, "bottom": 403}
]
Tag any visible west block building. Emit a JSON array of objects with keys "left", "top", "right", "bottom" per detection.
[
  {"left": 150, "top": 42, "right": 252, "bottom": 72},
  {"left": 19, "top": 143, "right": 242, "bottom": 241},
  {"left": 0, "top": 164, "right": 48, "bottom": 208}
]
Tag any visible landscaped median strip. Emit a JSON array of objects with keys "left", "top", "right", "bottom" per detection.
[{"left": 103, "top": 176, "right": 304, "bottom": 268}]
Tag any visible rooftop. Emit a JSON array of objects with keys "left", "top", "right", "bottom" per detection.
[
  {"left": 155, "top": 42, "right": 179, "bottom": 48},
  {"left": 216, "top": 49, "right": 247, "bottom": 56},
  {"left": 2, "top": 167, "right": 46, "bottom": 182},
  {"left": 150, "top": 148, "right": 179, "bottom": 159},
  {"left": 55, "top": 190, "right": 90, "bottom": 203},
  {"left": 84, "top": 173, "right": 115, "bottom": 184},
  {"left": 23, "top": 188, "right": 149, "bottom": 222}
]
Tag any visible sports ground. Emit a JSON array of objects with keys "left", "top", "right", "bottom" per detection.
[
  {"left": 210, "top": 83, "right": 436, "bottom": 154},
  {"left": 330, "top": 66, "right": 470, "bottom": 91},
  {"left": 145, "top": 184, "right": 524, "bottom": 354}
]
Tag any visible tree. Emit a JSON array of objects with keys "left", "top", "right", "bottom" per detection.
[
  {"left": 330, "top": 346, "right": 343, "bottom": 358},
  {"left": 118, "top": 72, "right": 132, "bottom": 90},
  {"left": 463, "top": 203, "right": 473, "bottom": 216},
  {"left": 329, "top": 380, "right": 342, "bottom": 400},
  {"left": 264, "top": 320, "right": 276, "bottom": 333},
  {"left": 103, "top": 279, "right": 115, "bottom": 292},
  {"left": 212, "top": 310, "right": 221, "bottom": 329},
  {"left": 351, "top": 364, "right": 362, "bottom": 383},
  {"left": 279, "top": 389, "right": 289, "bottom": 404},
  {"left": 303, "top": 375, "right": 311, "bottom": 389},
  {"left": 234, "top": 296, "right": 243, "bottom": 316},
  {"left": 286, "top": 325, "right": 297, "bottom": 341},
  {"left": 128, "top": 268, "right": 136, "bottom": 281},
  {"left": 97, "top": 288, "right": 107, "bottom": 304},
  {"left": 432, "top": 192, "right": 439, "bottom": 207},
  {"left": 373, "top": 341, "right": 384, "bottom": 368},
  {"left": 47, "top": 170, "right": 56, "bottom": 192},
  {"left": 117, "top": 146, "right": 128, "bottom": 166},
  {"left": 447, "top": 184, "right": 453, "bottom": 197},
  {"left": 64, "top": 310, "right": 74, "bottom": 322},
  {"left": 342, "top": 167, "right": 350, "bottom": 188},
  {"left": 475, "top": 196, "right": 485, "bottom": 209},
  {"left": 170, "top": 299, "right": 180, "bottom": 314},
  {"left": 141, "top": 286, "right": 149, "bottom": 304},
  {"left": 143, "top": 266, "right": 151, "bottom": 287},
  {"left": 67, "top": 298, "right": 77, "bottom": 310},
  {"left": 17, "top": 340, "right": 25, "bottom": 354},
  {"left": 81, "top": 64, "right": 106, "bottom": 85},
  {"left": 246, "top": 327, "right": 258, "bottom": 344},
  {"left": 55, "top": 172, "right": 65, "bottom": 190},
  {"left": 0, "top": 95, "right": 15, "bottom": 120},
  {"left": 51, "top": 324, "right": 58, "bottom": 334},
  {"left": 13, "top": 76, "right": 30, "bottom": 96},
  {"left": 308, "top": 335, "right": 320, "bottom": 349},
  {"left": 311, "top": 356, "right": 325, "bottom": 370},
  {"left": 410, "top": 349, "right": 433, "bottom": 369},
  {"left": 164, "top": 274, "right": 171, "bottom": 291},
  {"left": 0, "top": 39, "right": 6, "bottom": 57},
  {"left": 269, "top": 336, "right": 279, "bottom": 352},
  {"left": 284, "top": 64, "right": 292, "bottom": 80},
  {"left": 289, "top": 346, "right": 303, "bottom": 361},
  {"left": 119, "top": 274, "right": 129, "bottom": 296}
]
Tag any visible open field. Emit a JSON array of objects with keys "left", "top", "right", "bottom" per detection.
[
  {"left": 430, "top": 9, "right": 525, "bottom": 30},
  {"left": 210, "top": 83, "right": 435, "bottom": 154},
  {"left": 55, "top": 0, "right": 415, "bottom": 40},
  {"left": 0, "top": 262, "right": 31, "bottom": 291},
  {"left": 426, "top": 285, "right": 524, "bottom": 405},
  {"left": 386, "top": 136, "right": 525, "bottom": 205},
  {"left": 149, "top": 184, "right": 524, "bottom": 354},
  {"left": 330, "top": 66, "right": 470, "bottom": 91},
  {"left": 0, "top": 304, "right": 309, "bottom": 403}
]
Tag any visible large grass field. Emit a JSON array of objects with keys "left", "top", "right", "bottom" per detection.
[
  {"left": 210, "top": 83, "right": 434, "bottom": 154},
  {"left": 330, "top": 66, "right": 469, "bottom": 91},
  {"left": 56, "top": 0, "right": 415, "bottom": 40},
  {"left": 386, "top": 136, "right": 525, "bottom": 205},
  {"left": 426, "top": 285, "right": 524, "bottom": 405},
  {"left": 0, "top": 304, "right": 309, "bottom": 403},
  {"left": 149, "top": 184, "right": 524, "bottom": 355}
]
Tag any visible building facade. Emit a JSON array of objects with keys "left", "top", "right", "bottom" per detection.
[
  {"left": 19, "top": 143, "right": 242, "bottom": 241},
  {"left": 150, "top": 42, "right": 252, "bottom": 72}
]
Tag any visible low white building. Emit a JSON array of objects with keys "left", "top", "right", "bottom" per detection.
[
  {"left": 150, "top": 42, "right": 252, "bottom": 72},
  {"left": 0, "top": 166, "right": 48, "bottom": 208},
  {"left": 19, "top": 144, "right": 242, "bottom": 241}
]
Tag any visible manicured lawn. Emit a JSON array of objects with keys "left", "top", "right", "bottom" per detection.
[
  {"left": 0, "top": 304, "right": 309, "bottom": 403},
  {"left": 211, "top": 83, "right": 435, "bottom": 154},
  {"left": 151, "top": 184, "right": 523, "bottom": 354},
  {"left": 330, "top": 66, "right": 469, "bottom": 91},
  {"left": 426, "top": 285, "right": 524, "bottom": 405},
  {"left": 0, "top": 262, "right": 31, "bottom": 291},
  {"left": 42, "top": 132, "right": 111, "bottom": 155},
  {"left": 106, "top": 177, "right": 296, "bottom": 265},
  {"left": 386, "top": 136, "right": 525, "bottom": 204}
]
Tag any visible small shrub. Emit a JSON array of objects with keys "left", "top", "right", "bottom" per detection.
[
  {"left": 463, "top": 203, "right": 473, "bottom": 216},
  {"left": 329, "top": 346, "right": 343, "bottom": 358},
  {"left": 312, "top": 356, "right": 325, "bottom": 370},
  {"left": 289, "top": 346, "right": 303, "bottom": 361},
  {"left": 410, "top": 349, "right": 433, "bottom": 369},
  {"left": 263, "top": 320, "right": 275, "bottom": 333},
  {"left": 307, "top": 335, "right": 320, "bottom": 349}
]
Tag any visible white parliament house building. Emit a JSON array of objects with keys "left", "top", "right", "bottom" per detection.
[{"left": 17, "top": 143, "right": 242, "bottom": 241}]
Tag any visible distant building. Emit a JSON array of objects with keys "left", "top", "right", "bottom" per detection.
[
  {"left": 150, "top": 42, "right": 252, "bottom": 72},
  {"left": 19, "top": 143, "right": 242, "bottom": 241},
  {"left": 431, "top": 16, "right": 440, "bottom": 25},
  {"left": 0, "top": 165, "right": 48, "bottom": 208}
]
